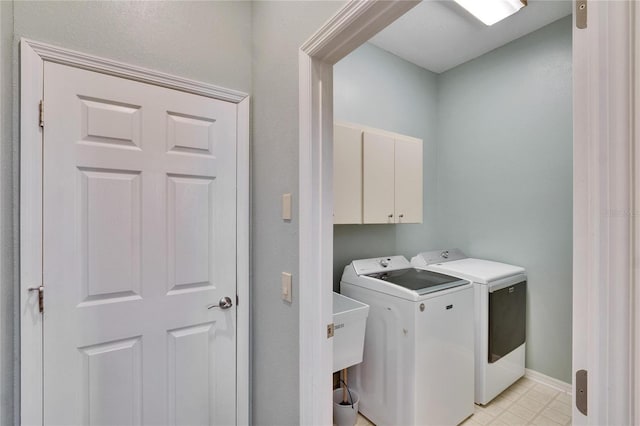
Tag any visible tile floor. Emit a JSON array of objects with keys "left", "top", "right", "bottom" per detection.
[{"left": 355, "top": 377, "right": 572, "bottom": 426}]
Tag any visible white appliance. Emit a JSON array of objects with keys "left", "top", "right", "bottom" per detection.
[
  {"left": 412, "top": 249, "right": 527, "bottom": 405},
  {"left": 341, "top": 256, "right": 474, "bottom": 426},
  {"left": 332, "top": 292, "right": 369, "bottom": 372}
]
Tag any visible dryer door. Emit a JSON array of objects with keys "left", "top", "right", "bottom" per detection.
[{"left": 488, "top": 281, "right": 526, "bottom": 363}]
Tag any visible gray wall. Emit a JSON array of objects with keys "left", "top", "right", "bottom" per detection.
[
  {"left": 333, "top": 43, "right": 439, "bottom": 288},
  {"left": 333, "top": 17, "right": 572, "bottom": 382},
  {"left": 0, "top": 2, "right": 252, "bottom": 424},
  {"left": 436, "top": 16, "right": 572, "bottom": 383},
  {"left": 13, "top": 1, "right": 252, "bottom": 93},
  {"left": 0, "top": 2, "right": 15, "bottom": 424},
  {"left": 251, "top": 2, "right": 343, "bottom": 423}
]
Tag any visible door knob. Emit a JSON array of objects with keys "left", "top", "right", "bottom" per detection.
[{"left": 208, "top": 296, "right": 233, "bottom": 310}]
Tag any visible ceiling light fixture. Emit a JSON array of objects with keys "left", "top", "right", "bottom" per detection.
[{"left": 454, "top": 0, "right": 528, "bottom": 26}]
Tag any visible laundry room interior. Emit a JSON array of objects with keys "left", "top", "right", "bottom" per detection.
[{"left": 331, "top": 1, "right": 572, "bottom": 425}]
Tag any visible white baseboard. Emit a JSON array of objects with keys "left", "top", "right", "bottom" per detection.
[{"left": 525, "top": 368, "right": 572, "bottom": 395}]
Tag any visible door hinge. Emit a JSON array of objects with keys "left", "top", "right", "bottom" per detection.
[
  {"left": 28, "top": 285, "right": 44, "bottom": 313},
  {"left": 576, "top": 369, "right": 587, "bottom": 415},
  {"left": 39, "top": 100, "right": 44, "bottom": 128},
  {"left": 236, "top": 294, "right": 239, "bottom": 306},
  {"left": 576, "top": 0, "right": 587, "bottom": 29},
  {"left": 327, "top": 323, "right": 334, "bottom": 338}
]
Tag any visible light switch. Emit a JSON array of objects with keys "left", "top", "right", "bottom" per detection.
[
  {"left": 281, "top": 272, "right": 292, "bottom": 303},
  {"left": 282, "top": 193, "right": 292, "bottom": 221}
]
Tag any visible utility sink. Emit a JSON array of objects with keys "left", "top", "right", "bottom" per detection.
[{"left": 333, "top": 292, "right": 369, "bottom": 373}]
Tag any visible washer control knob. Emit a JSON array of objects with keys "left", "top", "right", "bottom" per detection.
[{"left": 379, "top": 258, "right": 390, "bottom": 267}]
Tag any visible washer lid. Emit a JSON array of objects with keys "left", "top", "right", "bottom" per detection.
[
  {"left": 365, "top": 268, "right": 468, "bottom": 295},
  {"left": 426, "top": 258, "right": 525, "bottom": 284}
]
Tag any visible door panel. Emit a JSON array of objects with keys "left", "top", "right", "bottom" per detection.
[
  {"left": 167, "top": 323, "right": 216, "bottom": 426},
  {"left": 43, "top": 62, "right": 237, "bottom": 425},
  {"left": 80, "top": 337, "right": 143, "bottom": 426},
  {"left": 166, "top": 112, "right": 215, "bottom": 154},
  {"left": 167, "top": 175, "right": 215, "bottom": 292},
  {"left": 333, "top": 124, "right": 363, "bottom": 224},
  {"left": 363, "top": 131, "right": 395, "bottom": 224},
  {"left": 393, "top": 136, "right": 423, "bottom": 224},
  {"left": 80, "top": 97, "right": 142, "bottom": 146},
  {"left": 79, "top": 168, "right": 142, "bottom": 303}
]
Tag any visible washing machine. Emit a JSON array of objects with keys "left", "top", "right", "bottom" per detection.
[
  {"left": 412, "top": 249, "right": 527, "bottom": 405},
  {"left": 340, "top": 256, "right": 474, "bottom": 426}
]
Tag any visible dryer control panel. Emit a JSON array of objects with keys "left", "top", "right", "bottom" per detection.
[
  {"left": 413, "top": 248, "right": 467, "bottom": 267},
  {"left": 352, "top": 256, "right": 411, "bottom": 275}
]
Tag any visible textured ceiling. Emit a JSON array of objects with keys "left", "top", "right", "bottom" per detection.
[{"left": 368, "top": 0, "right": 572, "bottom": 73}]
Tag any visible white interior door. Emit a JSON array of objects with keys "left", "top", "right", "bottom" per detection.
[{"left": 42, "top": 62, "right": 237, "bottom": 425}]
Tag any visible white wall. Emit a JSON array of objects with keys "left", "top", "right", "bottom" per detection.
[{"left": 0, "top": 2, "right": 15, "bottom": 423}]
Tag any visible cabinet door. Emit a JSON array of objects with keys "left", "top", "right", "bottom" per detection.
[
  {"left": 363, "top": 131, "right": 395, "bottom": 224},
  {"left": 394, "top": 136, "right": 423, "bottom": 223},
  {"left": 333, "top": 124, "right": 363, "bottom": 224}
]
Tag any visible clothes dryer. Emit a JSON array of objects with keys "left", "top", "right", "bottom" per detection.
[{"left": 412, "top": 249, "right": 527, "bottom": 405}]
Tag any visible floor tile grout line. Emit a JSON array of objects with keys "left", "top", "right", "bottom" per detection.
[
  {"left": 356, "top": 377, "right": 571, "bottom": 426},
  {"left": 524, "top": 387, "right": 572, "bottom": 426},
  {"left": 474, "top": 379, "right": 570, "bottom": 426}
]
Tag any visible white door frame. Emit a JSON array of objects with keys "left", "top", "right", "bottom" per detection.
[
  {"left": 19, "top": 38, "right": 250, "bottom": 425},
  {"left": 573, "top": 1, "right": 639, "bottom": 424},
  {"left": 0, "top": 5, "right": 5, "bottom": 423},
  {"left": 299, "top": 1, "right": 639, "bottom": 425},
  {"left": 297, "top": 2, "right": 419, "bottom": 424}
]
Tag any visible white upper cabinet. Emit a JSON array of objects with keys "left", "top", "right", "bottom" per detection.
[
  {"left": 363, "top": 131, "right": 395, "bottom": 224},
  {"left": 394, "top": 136, "right": 423, "bottom": 224},
  {"left": 334, "top": 123, "right": 423, "bottom": 225},
  {"left": 334, "top": 124, "right": 363, "bottom": 224}
]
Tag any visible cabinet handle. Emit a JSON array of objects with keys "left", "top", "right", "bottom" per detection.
[
  {"left": 388, "top": 214, "right": 393, "bottom": 218},
  {"left": 399, "top": 214, "right": 404, "bottom": 218}
]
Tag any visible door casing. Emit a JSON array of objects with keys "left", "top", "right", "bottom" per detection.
[
  {"left": 297, "top": 2, "right": 420, "bottom": 424},
  {"left": 19, "top": 38, "right": 250, "bottom": 426}
]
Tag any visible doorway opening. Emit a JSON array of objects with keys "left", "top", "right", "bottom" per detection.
[
  {"left": 332, "top": 3, "right": 572, "bottom": 424},
  {"left": 299, "top": 1, "right": 638, "bottom": 425}
]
